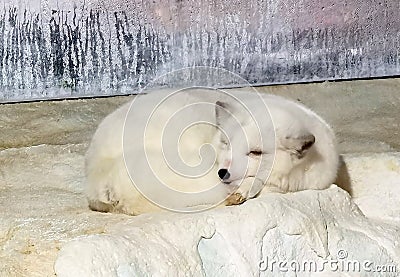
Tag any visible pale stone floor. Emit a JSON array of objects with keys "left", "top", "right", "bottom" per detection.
[{"left": 1, "top": 78, "right": 400, "bottom": 276}]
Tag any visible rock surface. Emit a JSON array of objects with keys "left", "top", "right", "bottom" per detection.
[
  {"left": 1, "top": 79, "right": 400, "bottom": 276},
  {"left": 54, "top": 186, "right": 400, "bottom": 276}
]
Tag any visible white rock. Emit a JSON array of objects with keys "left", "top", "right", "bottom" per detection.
[
  {"left": 342, "top": 153, "right": 400, "bottom": 224},
  {"left": 55, "top": 186, "right": 400, "bottom": 276}
]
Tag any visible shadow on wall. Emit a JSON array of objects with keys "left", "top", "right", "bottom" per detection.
[{"left": 335, "top": 155, "right": 353, "bottom": 196}]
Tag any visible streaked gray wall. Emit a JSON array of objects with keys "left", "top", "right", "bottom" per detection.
[{"left": 0, "top": 0, "right": 399, "bottom": 102}]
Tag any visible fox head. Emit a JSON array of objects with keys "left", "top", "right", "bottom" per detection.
[{"left": 213, "top": 98, "right": 318, "bottom": 196}]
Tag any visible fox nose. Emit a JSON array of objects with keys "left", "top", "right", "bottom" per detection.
[{"left": 218, "top": 168, "right": 231, "bottom": 180}]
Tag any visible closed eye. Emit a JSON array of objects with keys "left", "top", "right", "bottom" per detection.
[
  {"left": 220, "top": 140, "right": 229, "bottom": 149},
  {"left": 247, "top": 150, "right": 263, "bottom": 156}
]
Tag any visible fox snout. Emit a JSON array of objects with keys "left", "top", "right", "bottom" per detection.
[{"left": 218, "top": 168, "right": 231, "bottom": 181}]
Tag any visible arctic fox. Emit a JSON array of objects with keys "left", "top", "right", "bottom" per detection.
[{"left": 85, "top": 88, "right": 339, "bottom": 215}]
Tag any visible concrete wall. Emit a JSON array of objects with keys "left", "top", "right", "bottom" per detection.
[{"left": 0, "top": 0, "right": 399, "bottom": 102}]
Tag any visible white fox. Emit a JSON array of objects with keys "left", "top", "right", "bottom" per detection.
[{"left": 85, "top": 88, "right": 339, "bottom": 215}]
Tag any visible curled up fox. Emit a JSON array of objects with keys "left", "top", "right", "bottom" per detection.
[{"left": 85, "top": 88, "right": 339, "bottom": 215}]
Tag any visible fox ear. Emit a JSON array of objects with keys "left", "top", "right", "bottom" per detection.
[
  {"left": 215, "top": 101, "right": 232, "bottom": 126},
  {"left": 281, "top": 133, "right": 315, "bottom": 158}
]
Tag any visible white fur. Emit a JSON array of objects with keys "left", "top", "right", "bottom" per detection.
[{"left": 85, "top": 89, "right": 339, "bottom": 215}]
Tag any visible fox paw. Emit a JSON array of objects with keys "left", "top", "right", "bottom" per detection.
[{"left": 225, "top": 192, "right": 246, "bottom": 206}]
